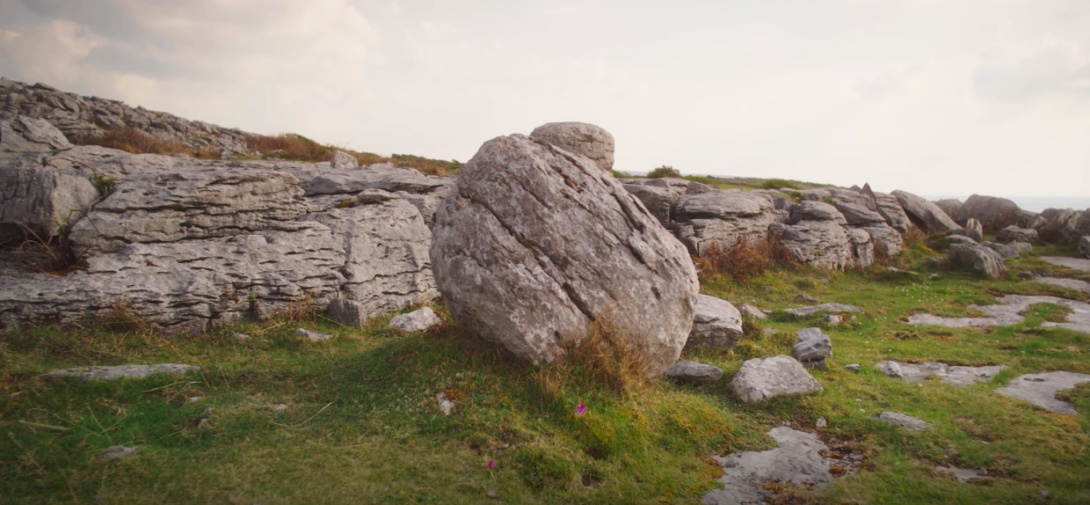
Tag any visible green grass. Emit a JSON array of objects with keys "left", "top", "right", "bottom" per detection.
[{"left": 2, "top": 239, "right": 1089, "bottom": 503}]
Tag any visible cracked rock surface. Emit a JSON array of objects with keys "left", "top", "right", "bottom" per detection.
[
  {"left": 429, "top": 133, "right": 698, "bottom": 376},
  {"left": 703, "top": 427, "right": 854, "bottom": 505},
  {"left": 876, "top": 360, "right": 1007, "bottom": 387},
  {"left": 995, "top": 371, "right": 1090, "bottom": 415},
  {"left": 906, "top": 295, "right": 1090, "bottom": 335}
]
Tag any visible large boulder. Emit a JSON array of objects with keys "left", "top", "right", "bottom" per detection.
[
  {"left": 1071, "top": 210, "right": 1090, "bottom": 244},
  {"left": 529, "top": 122, "right": 615, "bottom": 172},
  {"left": 429, "top": 133, "right": 699, "bottom": 376},
  {"left": 729, "top": 355, "right": 823, "bottom": 403},
  {"left": 1, "top": 115, "right": 71, "bottom": 152},
  {"left": 1037, "top": 208, "right": 1080, "bottom": 243},
  {"left": 948, "top": 243, "right": 1006, "bottom": 279},
  {"left": 1, "top": 163, "right": 99, "bottom": 244},
  {"left": 934, "top": 199, "right": 963, "bottom": 223},
  {"left": 996, "top": 225, "right": 1038, "bottom": 244},
  {"left": 1079, "top": 236, "right": 1090, "bottom": 259},
  {"left": 891, "top": 190, "right": 960, "bottom": 233},
  {"left": 960, "top": 194, "right": 1022, "bottom": 233},
  {"left": 687, "top": 294, "right": 744, "bottom": 349}
]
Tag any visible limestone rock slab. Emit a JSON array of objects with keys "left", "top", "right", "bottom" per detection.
[
  {"left": 994, "top": 371, "right": 1090, "bottom": 415},
  {"left": 729, "top": 355, "right": 823, "bottom": 403},
  {"left": 687, "top": 294, "right": 743, "bottom": 349},
  {"left": 891, "top": 190, "right": 960, "bottom": 233},
  {"left": 666, "top": 361, "right": 724, "bottom": 384},
  {"left": 42, "top": 364, "right": 199, "bottom": 380}
]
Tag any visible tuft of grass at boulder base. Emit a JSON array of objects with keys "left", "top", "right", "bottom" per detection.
[{"left": 2, "top": 236, "right": 1090, "bottom": 503}]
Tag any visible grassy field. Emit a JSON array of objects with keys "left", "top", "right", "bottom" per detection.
[{"left": 2, "top": 235, "right": 1089, "bottom": 504}]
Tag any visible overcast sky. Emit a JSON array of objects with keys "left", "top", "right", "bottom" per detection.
[{"left": 1, "top": 0, "right": 1088, "bottom": 197}]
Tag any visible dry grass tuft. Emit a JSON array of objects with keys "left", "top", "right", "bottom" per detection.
[
  {"left": 536, "top": 313, "right": 651, "bottom": 401},
  {"left": 903, "top": 226, "right": 928, "bottom": 249},
  {"left": 78, "top": 127, "right": 222, "bottom": 159},
  {"left": 242, "top": 133, "right": 461, "bottom": 175},
  {"left": 697, "top": 237, "right": 797, "bottom": 286},
  {"left": 98, "top": 298, "right": 149, "bottom": 334}
]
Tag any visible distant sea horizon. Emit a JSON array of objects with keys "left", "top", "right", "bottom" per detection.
[{"left": 921, "top": 196, "right": 1090, "bottom": 214}]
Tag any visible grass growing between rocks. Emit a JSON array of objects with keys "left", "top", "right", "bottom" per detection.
[{"left": 2, "top": 238, "right": 1090, "bottom": 504}]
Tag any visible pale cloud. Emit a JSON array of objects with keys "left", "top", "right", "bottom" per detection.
[
  {"left": 974, "top": 36, "right": 1090, "bottom": 101},
  {"left": 0, "top": 0, "right": 1088, "bottom": 197}
]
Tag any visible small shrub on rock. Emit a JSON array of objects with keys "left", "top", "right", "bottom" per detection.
[{"left": 647, "top": 165, "right": 681, "bottom": 179}]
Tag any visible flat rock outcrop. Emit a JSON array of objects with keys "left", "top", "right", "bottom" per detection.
[
  {"left": 906, "top": 294, "right": 1090, "bottom": 334},
  {"left": 666, "top": 361, "right": 724, "bottom": 384},
  {"left": 891, "top": 190, "right": 960, "bottom": 233},
  {"left": 995, "top": 372, "right": 1090, "bottom": 415},
  {"left": 41, "top": 364, "right": 199, "bottom": 380},
  {"left": 529, "top": 122, "right": 615, "bottom": 171},
  {"left": 1, "top": 77, "right": 249, "bottom": 154},
  {"left": 876, "top": 360, "right": 1007, "bottom": 387},
  {"left": 0, "top": 121, "right": 446, "bottom": 330},
  {"left": 703, "top": 427, "right": 857, "bottom": 505},
  {"left": 429, "top": 131, "right": 698, "bottom": 376},
  {"left": 959, "top": 194, "right": 1022, "bottom": 233}
]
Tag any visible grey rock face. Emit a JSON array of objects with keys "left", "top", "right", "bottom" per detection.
[
  {"left": 994, "top": 372, "right": 1090, "bottom": 415},
  {"left": 1069, "top": 210, "right": 1090, "bottom": 243},
  {"left": 1018, "top": 210, "right": 1045, "bottom": 229},
  {"left": 305, "top": 163, "right": 450, "bottom": 196},
  {"left": 68, "top": 167, "right": 309, "bottom": 255},
  {"left": 949, "top": 218, "right": 983, "bottom": 242},
  {"left": 429, "top": 134, "right": 698, "bottom": 376},
  {"left": 622, "top": 183, "right": 680, "bottom": 228},
  {"left": 940, "top": 234, "right": 979, "bottom": 248},
  {"left": 891, "top": 190, "right": 960, "bottom": 233},
  {"left": 877, "top": 412, "right": 933, "bottom": 432},
  {"left": 687, "top": 294, "right": 744, "bottom": 350},
  {"left": 529, "top": 122, "right": 615, "bottom": 171},
  {"left": 674, "top": 190, "right": 781, "bottom": 256},
  {"left": 41, "top": 364, "right": 200, "bottom": 380},
  {"left": 1081, "top": 236, "right": 1090, "bottom": 258},
  {"left": 1, "top": 163, "right": 99, "bottom": 243},
  {"left": 729, "top": 355, "right": 823, "bottom": 403},
  {"left": 791, "top": 327, "right": 831, "bottom": 367},
  {"left": 790, "top": 201, "right": 846, "bottom": 225},
  {"left": 863, "top": 185, "right": 911, "bottom": 233},
  {"left": 948, "top": 243, "right": 1006, "bottom": 279},
  {"left": 1, "top": 78, "right": 249, "bottom": 154},
  {"left": 1037, "top": 208, "right": 1080, "bottom": 243},
  {"left": 934, "top": 199, "right": 963, "bottom": 223},
  {"left": 960, "top": 194, "right": 1022, "bottom": 233},
  {"left": 875, "top": 360, "right": 1007, "bottom": 387},
  {"left": 388, "top": 307, "right": 442, "bottom": 332},
  {"left": 703, "top": 427, "right": 851, "bottom": 505},
  {"left": 666, "top": 361, "right": 724, "bottom": 384},
  {"left": 330, "top": 150, "right": 358, "bottom": 169},
  {"left": 982, "top": 240, "right": 1031, "bottom": 258},
  {"left": 327, "top": 298, "right": 368, "bottom": 328},
  {"left": 865, "top": 224, "right": 903, "bottom": 257},
  {"left": 781, "top": 220, "right": 854, "bottom": 269},
  {"left": 1, "top": 115, "right": 71, "bottom": 151},
  {"left": 996, "top": 225, "right": 1038, "bottom": 243}
]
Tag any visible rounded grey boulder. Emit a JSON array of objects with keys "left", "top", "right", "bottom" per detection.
[
  {"left": 429, "top": 133, "right": 698, "bottom": 376},
  {"left": 529, "top": 122, "right": 615, "bottom": 172}
]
